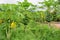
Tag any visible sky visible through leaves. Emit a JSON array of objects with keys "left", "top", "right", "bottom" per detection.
[{"left": 0, "top": 0, "right": 44, "bottom": 4}]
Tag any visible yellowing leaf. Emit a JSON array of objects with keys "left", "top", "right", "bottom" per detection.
[
  {"left": 10, "top": 21, "right": 16, "bottom": 29},
  {"left": 41, "top": 15, "right": 44, "bottom": 18},
  {"left": 0, "top": 19, "right": 3, "bottom": 24}
]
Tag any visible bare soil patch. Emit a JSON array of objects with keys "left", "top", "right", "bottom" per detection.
[{"left": 50, "top": 22, "right": 60, "bottom": 28}]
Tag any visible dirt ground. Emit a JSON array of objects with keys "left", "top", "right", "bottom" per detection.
[{"left": 50, "top": 22, "right": 60, "bottom": 29}]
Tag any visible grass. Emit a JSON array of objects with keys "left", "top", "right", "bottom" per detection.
[
  {"left": 0, "top": 20, "right": 60, "bottom": 40},
  {"left": 10, "top": 22, "right": 60, "bottom": 40}
]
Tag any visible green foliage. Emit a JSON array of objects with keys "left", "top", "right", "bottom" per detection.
[
  {"left": 0, "top": 0, "right": 60, "bottom": 40},
  {"left": 55, "top": 5, "right": 60, "bottom": 21}
]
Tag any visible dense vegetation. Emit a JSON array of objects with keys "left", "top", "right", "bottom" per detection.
[{"left": 0, "top": 0, "right": 60, "bottom": 40}]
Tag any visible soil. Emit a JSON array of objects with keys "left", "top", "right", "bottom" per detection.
[{"left": 50, "top": 22, "right": 60, "bottom": 28}]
